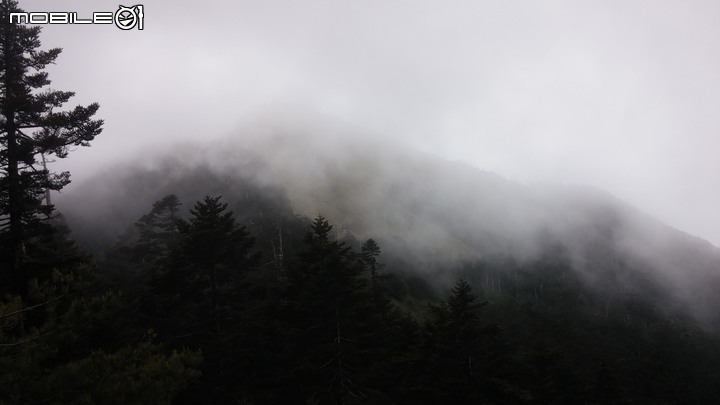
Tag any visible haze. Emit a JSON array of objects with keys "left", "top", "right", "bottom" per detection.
[{"left": 27, "top": 0, "right": 720, "bottom": 246}]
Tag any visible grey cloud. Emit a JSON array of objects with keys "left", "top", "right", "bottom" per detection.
[{"left": 27, "top": 0, "right": 720, "bottom": 245}]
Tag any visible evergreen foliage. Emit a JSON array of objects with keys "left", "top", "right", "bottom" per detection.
[
  {"left": 145, "top": 195, "right": 263, "bottom": 403},
  {"left": 0, "top": 0, "right": 103, "bottom": 294},
  {"left": 93, "top": 197, "right": 720, "bottom": 404},
  {"left": 0, "top": 8, "right": 200, "bottom": 403},
  {"left": 0, "top": 263, "right": 202, "bottom": 404},
  {"left": 279, "top": 215, "right": 370, "bottom": 402},
  {"left": 167, "top": 195, "right": 257, "bottom": 332},
  {"left": 134, "top": 194, "right": 181, "bottom": 268},
  {"left": 3, "top": 2, "right": 720, "bottom": 402}
]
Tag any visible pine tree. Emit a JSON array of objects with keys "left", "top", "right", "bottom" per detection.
[
  {"left": 359, "top": 238, "right": 391, "bottom": 324},
  {"left": 360, "top": 238, "right": 383, "bottom": 282},
  {"left": 147, "top": 196, "right": 261, "bottom": 403},
  {"left": 357, "top": 238, "right": 425, "bottom": 403},
  {"left": 134, "top": 194, "right": 182, "bottom": 268},
  {"left": 280, "top": 215, "right": 371, "bottom": 402},
  {"left": 177, "top": 196, "right": 255, "bottom": 309},
  {"left": 154, "top": 196, "right": 257, "bottom": 335},
  {"left": 0, "top": 5, "right": 204, "bottom": 401},
  {"left": 0, "top": 0, "right": 103, "bottom": 294},
  {"left": 424, "top": 278, "right": 495, "bottom": 402}
]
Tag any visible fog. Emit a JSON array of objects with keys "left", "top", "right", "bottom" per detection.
[
  {"left": 52, "top": 114, "right": 720, "bottom": 331},
  {"left": 25, "top": 0, "right": 720, "bottom": 246}
]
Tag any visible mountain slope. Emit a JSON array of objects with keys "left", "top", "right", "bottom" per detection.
[{"left": 57, "top": 123, "right": 720, "bottom": 329}]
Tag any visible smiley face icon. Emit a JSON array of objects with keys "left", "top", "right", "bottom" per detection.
[{"left": 114, "top": 5, "right": 144, "bottom": 30}]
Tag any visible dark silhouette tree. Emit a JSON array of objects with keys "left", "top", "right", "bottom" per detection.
[
  {"left": 134, "top": 194, "right": 182, "bottom": 268},
  {"left": 171, "top": 195, "right": 257, "bottom": 333},
  {"left": 356, "top": 238, "right": 426, "bottom": 402},
  {"left": 360, "top": 238, "right": 384, "bottom": 288},
  {"left": 423, "top": 278, "right": 501, "bottom": 402},
  {"left": 0, "top": 0, "right": 103, "bottom": 294},
  {"left": 359, "top": 238, "right": 393, "bottom": 328},
  {"left": 279, "top": 215, "right": 372, "bottom": 402},
  {"left": 148, "top": 195, "right": 260, "bottom": 403}
]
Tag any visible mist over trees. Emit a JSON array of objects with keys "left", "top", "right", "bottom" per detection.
[
  {"left": 3, "top": 1, "right": 720, "bottom": 403},
  {"left": 0, "top": 1, "right": 199, "bottom": 402}
]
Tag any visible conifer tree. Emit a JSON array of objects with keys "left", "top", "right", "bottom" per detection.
[
  {"left": 281, "top": 215, "right": 370, "bottom": 402},
  {"left": 424, "top": 278, "right": 494, "bottom": 402},
  {"left": 134, "top": 194, "right": 182, "bottom": 267},
  {"left": 357, "top": 238, "right": 425, "bottom": 402},
  {"left": 360, "top": 238, "right": 383, "bottom": 284},
  {"left": 0, "top": 0, "right": 103, "bottom": 293},
  {"left": 0, "top": 5, "right": 204, "bottom": 402},
  {"left": 148, "top": 196, "right": 260, "bottom": 403},
  {"left": 167, "top": 195, "right": 257, "bottom": 333}
]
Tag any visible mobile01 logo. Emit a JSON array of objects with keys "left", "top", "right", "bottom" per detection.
[{"left": 9, "top": 5, "right": 144, "bottom": 30}]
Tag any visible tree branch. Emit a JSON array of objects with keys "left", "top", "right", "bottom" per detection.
[{"left": 0, "top": 294, "right": 68, "bottom": 320}]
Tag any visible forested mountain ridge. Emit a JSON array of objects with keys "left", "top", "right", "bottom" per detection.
[
  {"left": 58, "top": 125, "right": 720, "bottom": 330},
  {"left": 4, "top": 1, "right": 720, "bottom": 401},
  {"left": 48, "top": 126, "right": 720, "bottom": 402}
]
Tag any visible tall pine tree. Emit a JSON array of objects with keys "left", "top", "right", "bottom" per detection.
[
  {"left": 424, "top": 278, "right": 495, "bottom": 402},
  {"left": 0, "top": 0, "right": 103, "bottom": 294},
  {"left": 150, "top": 195, "right": 260, "bottom": 403},
  {"left": 279, "top": 216, "right": 369, "bottom": 402},
  {"left": 152, "top": 195, "right": 257, "bottom": 341}
]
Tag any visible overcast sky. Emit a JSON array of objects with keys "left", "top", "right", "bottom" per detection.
[{"left": 24, "top": 0, "right": 720, "bottom": 246}]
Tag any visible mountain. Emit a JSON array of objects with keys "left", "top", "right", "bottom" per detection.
[{"left": 56, "top": 120, "right": 720, "bottom": 330}]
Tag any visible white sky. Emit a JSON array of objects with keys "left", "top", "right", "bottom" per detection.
[{"left": 24, "top": 0, "right": 720, "bottom": 246}]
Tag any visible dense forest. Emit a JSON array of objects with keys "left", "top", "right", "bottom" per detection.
[{"left": 3, "top": 1, "right": 720, "bottom": 403}]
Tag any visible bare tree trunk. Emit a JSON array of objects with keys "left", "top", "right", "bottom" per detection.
[
  {"left": 41, "top": 153, "right": 51, "bottom": 207},
  {"left": 2, "top": 33, "right": 24, "bottom": 294},
  {"left": 4, "top": 105, "right": 22, "bottom": 291},
  {"left": 211, "top": 265, "right": 220, "bottom": 333}
]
